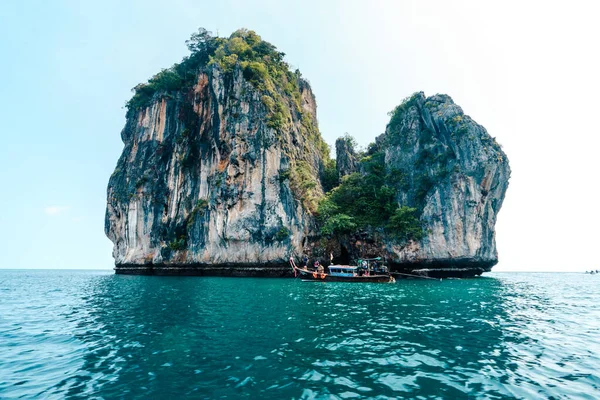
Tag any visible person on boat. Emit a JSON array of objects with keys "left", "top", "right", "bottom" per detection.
[
  {"left": 356, "top": 260, "right": 364, "bottom": 276},
  {"left": 362, "top": 260, "right": 368, "bottom": 276},
  {"left": 314, "top": 261, "right": 324, "bottom": 273},
  {"left": 303, "top": 255, "right": 309, "bottom": 268},
  {"left": 373, "top": 261, "right": 383, "bottom": 274}
]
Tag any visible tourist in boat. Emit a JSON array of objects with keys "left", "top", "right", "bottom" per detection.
[
  {"left": 315, "top": 260, "right": 324, "bottom": 274},
  {"left": 373, "top": 261, "right": 382, "bottom": 274},
  {"left": 316, "top": 261, "right": 324, "bottom": 273},
  {"left": 356, "top": 260, "right": 364, "bottom": 276},
  {"left": 362, "top": 260, "right": 368, "bottom": 276},
  {"left": 303, "top": 255, "right": 309, "bottom": 268},
  {"left": 289, "top": 256, "right": 394, "bottom": 282}
]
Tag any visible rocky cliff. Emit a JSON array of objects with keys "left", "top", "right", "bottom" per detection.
[
  {"left": 106, "top": 29, "right": 510, "bottom": 277},
  {"left": 315, "top": 93, "right": 510, "bottom": 277},
  {"left": 105, "top": 29, "right": 328, "bottom": 275},
  {"left": 385, "top": 93, "right": 510, "bottom": 276},
  {"left": 335, "top": 136, "right": 359, "bottom": 178}
]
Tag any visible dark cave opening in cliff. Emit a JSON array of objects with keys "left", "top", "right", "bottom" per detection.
[{"left": 340, "top": 245, "right": 350, "bottom": 265}]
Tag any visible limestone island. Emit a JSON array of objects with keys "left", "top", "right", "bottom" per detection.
[{"left": 105, "top": 28, "right": 511, "bottom": 278}]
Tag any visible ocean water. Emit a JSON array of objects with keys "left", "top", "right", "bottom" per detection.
[{"left": 0, "top": 270, "right": 598, "bottom": 399}]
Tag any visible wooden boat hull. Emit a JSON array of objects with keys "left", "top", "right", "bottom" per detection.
[{"left": 296, "top": 270, "right": 394, "bottom": 283}]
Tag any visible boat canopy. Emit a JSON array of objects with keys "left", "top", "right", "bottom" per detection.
[{"left": 328, "top": 265, "right": 357, "bottom": 270}]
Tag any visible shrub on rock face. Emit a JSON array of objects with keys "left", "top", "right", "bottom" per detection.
[
  {"left": 321, "top": 214, "right": 357, "bottom": 236},
  {"left": 386, "top": 206, "right": 423, "bottom": 241},
  {"left": 275, "top": 227, "right": 291, "bottom": 241},
  {"left": 321, "top": 159, "right": 339, "bottom": 193},
  {"left": 168, "top": 237, "right": 186, "bottom": 251}
]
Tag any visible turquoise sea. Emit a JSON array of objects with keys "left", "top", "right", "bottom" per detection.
[{"left": 0, "top": 270, "right": 598, "bottom": 399}]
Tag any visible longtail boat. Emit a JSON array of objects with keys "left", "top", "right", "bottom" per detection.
[{"left": 289, "top": 257, "right": 395, "bottom": 283}]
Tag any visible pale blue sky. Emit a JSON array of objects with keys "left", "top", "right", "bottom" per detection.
[{"left": 1, "top": 1, "right": 598, "bottom": 271}]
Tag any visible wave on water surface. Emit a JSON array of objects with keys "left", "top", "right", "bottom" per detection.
[{"left": 0, "top": 270, "right": 599, "bottom": 399}]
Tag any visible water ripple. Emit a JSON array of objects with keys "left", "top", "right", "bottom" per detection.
[{"left": 0, "top": 270, "right": 599, "bottom": 398}]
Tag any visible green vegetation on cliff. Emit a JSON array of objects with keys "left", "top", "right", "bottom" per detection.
[
  {"left": 318, "top": 140, "right": 423, "bottom": 241},
  {"left": 125, "top": 27, "right": 330, "bottom": 215},
  {"left": 125, "top": 28, "right": 328, "bottom": 154},
  {"left": 125, "top": 28, "right": 216, "bottom": 112}
]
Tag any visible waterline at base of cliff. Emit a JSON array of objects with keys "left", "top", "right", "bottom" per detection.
[{"left": 113, "top": 258, "right": 496, "bottom": 278}]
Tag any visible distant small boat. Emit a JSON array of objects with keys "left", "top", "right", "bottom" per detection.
[{"left": 289, "top": 257, "right": 395, "bottom": 283}]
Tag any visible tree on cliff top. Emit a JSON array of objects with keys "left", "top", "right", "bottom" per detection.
[
  {"left": 126, "top": 28, "right": 291, "bottom": 114},
  {"left": 185, "top": 28, "right": 220, "bottom": 60}
]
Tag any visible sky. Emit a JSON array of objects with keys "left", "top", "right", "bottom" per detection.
[{"left": 0, "top": 0, "right": 598, "bottom": 271}]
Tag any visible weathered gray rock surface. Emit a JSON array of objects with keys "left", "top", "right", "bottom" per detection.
[
  {"left": 105, "top": 65, "right": 326, "bottom": 275},
  {"left": 382, "top": 93, "right": 510, "bottom": 276},
  {"left": 335, "top": 136, "right": 359, "bottom": 178}
]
